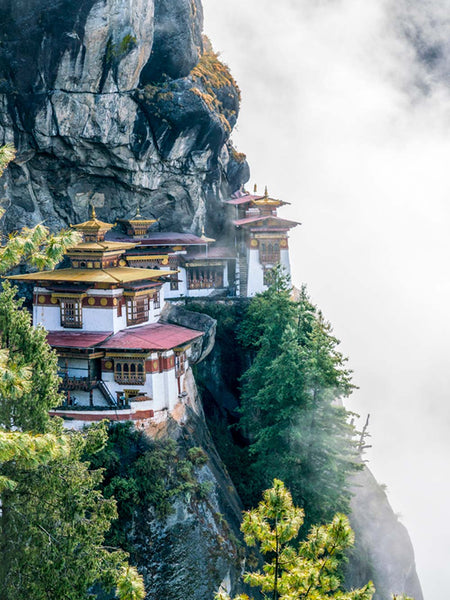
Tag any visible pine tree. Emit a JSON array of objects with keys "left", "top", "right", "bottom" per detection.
[
  {"left": 216, "top": 479, "right": 375, "bottom": 600},
  {"left": 238, "top": 275, "right": 361, "bottom": 527},
  {"left": 0, "top": 283, "right": 63, "bottom": 431}
]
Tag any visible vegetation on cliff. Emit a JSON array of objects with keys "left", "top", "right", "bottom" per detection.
[
  {"left": 216, "top": 479, "right": 375, "bottom": 600},
  {"left": 189, "top": 268, "right": 361, "bottom": 532},
  {"left": 85, "top": 422, "right": 212, "bottom": 553}
]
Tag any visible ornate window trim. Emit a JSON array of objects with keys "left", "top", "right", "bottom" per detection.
[{"left": 114, "top": 359, "right": 146, "bottom": 385}]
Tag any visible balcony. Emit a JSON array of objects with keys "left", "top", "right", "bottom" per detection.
[
  {"left": 58, "top": 374, "right": 97, "bottom": 391},
  {"left": 114, "top": 374, "right": 146, "bottom": 385}
]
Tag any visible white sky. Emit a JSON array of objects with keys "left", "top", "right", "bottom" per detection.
[{"left": 202, "top": 1, "right": 450, "bottom": 598}]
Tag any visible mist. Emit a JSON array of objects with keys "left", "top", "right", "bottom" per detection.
[{"left": 202, "top": 1, "right": 450, "bottom": 598}]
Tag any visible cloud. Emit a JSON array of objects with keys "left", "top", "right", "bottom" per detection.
[{"left": 203, "top": 1, "right": 450, "bottom": 598}]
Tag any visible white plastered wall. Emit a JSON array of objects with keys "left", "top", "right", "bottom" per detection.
[{"left": 247, "top": 248, "right": 264, "bottom": 296}]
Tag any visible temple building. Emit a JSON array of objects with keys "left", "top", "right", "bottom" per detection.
[
  {"left": 107, "top": 185, "right": 298, "bottom": 300},
  {"left": 8, "top": 208, "right": 204, "bottom": 427},
  {"left": 111, "top": 215, "right": 235, "bottom": 298},
  {"left": 225, "top": 186, "right": 300, "bottom": 296}
]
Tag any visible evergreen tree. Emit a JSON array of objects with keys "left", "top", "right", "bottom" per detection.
[
  {"left": 0, "top": 283, "right": 63, "bottom": 431},
  {"left": 238, "top": 274, "right": 361, "bottom": 527},
  {"left": 0, "top": 425, "right": 144, "bottom": 600},
  {"left": 216, "top": 479, "right": 375, "bottom": 600}
]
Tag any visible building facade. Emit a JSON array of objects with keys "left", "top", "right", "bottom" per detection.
[{"left": 9, "top": 209, "right": 203, "bottom": 427}]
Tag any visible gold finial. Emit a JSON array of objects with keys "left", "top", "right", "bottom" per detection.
[
  {"left": 253, "top": 184, "right": 257, "bottom": 193},
  {"left": 135, "top": 200, "right": 142, "bottom": 219},
  {"left": 90, "top": 204, "right": 97, "bottom": 219},
  {"left": 264, "top": 185, "right": 268, "bottom": 197}
]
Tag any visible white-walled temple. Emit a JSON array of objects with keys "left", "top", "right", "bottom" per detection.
[
  {"left": 9, "top": 209, "right": 203, "bottom": 427},
  {"left": 9, "top": 186, "right": 298, "bottom": 426}
]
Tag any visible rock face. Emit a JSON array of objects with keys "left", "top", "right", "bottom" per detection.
[
  {"left": 345, "top": 466, "right": 424, "bottom": 600},
  {"left": 159, "top": 302, "right": 217, "bottom": 364},
  {"left": 0, "top": 0, "right": 249, "bottom": 235},
  {"left": 134, "top": 371, "right": 247, "bottom": 600}
]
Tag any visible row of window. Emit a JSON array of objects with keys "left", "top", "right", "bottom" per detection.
[
  {"left": 59, "top": 293, "right": 160, "bottom": 328},
  {"left": 259, "top": 242, "right": 281, "bottom": 264},
  {"left": 113, "top": 354, "right": 186, "bottom": 385},
  {"left": 186, "top": 267, "right": 224, "bottom": 290}
]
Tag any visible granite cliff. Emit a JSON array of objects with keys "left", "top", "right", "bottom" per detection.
[{"left": 0, "top": 0, "right": 248, "bottom": 235}]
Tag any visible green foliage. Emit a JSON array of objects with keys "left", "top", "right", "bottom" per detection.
[
  {"left": 106, "top": 34, "right": 137, "bottom": 63},
  {"left": 0, "top": 282, "right": 63, "bottom": 431},
  {"left": 0, "top": 430, "right": 69, "bottom": 492},
  {"left": 86, "top": 422, "right": 212, "bottom": 551},
  {"left": 237, "top": 268, "right": 361, "bottom": 529},
  {"left": 0, "top": 144, "right": 15, "bottom": 178},
  {"left": 216, "top": 479, "right": 375, "bottom": 600},
  {"left": 0, "top": 223, "right": 80, "bottom": 275},
  {"left": 0, "top": 423, "right": 144, "bottom": 600},
  {"left": 116, "top": 566, "right": 147, "bottom": 600}
]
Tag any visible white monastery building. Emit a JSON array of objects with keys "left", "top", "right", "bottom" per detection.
[{"left": 9, "top": 186, "right": 298, "bottom": 425}]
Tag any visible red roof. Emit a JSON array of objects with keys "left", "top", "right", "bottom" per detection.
[
  {"left": 100, "top": 322, "right": 203, "bottom": 351},
  {"left": 110, "top": 232, "right": 208, "bottom": 246},
  {"left": 47, "top": 331, "right": 112, "bottom": 349},
  {"left": 233, "top": 215, "right": 300, "bottom": 228}
]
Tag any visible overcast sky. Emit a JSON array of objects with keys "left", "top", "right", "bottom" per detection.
[{"left": 202, "top": 1, "right": 450, "bottom": 598}]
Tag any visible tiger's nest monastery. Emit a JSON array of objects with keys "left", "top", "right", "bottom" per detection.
[{"left": 9, "top": 186, "right": 299, "bottom": 426}]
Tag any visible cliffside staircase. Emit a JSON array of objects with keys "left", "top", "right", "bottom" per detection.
[
  {"left": 97, "top": 380, "right": 118, "bottom": 407},
  {"left": 239, "top": 255, "right": 248, "bottom": 297}
]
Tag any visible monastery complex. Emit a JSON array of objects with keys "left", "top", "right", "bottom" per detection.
[{"left": 10, "top": 187, "right": 299, "bottom": 427}]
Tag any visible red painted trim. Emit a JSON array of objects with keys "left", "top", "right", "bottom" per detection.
[{"left": 49, "top": 409, "right": 154, "bottom": 421}]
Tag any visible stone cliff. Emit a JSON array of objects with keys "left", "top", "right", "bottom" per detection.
[
  {"left": 345, "top": 466, "right": 424, "bottom": 600},
  {"left": 0, "top": 0, "right": 249, "bottom": 235}
]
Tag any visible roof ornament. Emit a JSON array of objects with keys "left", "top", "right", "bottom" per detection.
[
  {"left": 264, "top": 185, "right": 268, "bottom": 197},
  {"left": 135, "top": 200, "right": 142, "bottom": 219},
  {"left": 254, "top": 183, "right": 257, "bottom": 193},
  {"left": 90, "top": 203, "right": 97, "bottom": 219}
]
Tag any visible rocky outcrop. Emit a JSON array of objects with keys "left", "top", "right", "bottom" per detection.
[
  {"left": 159, "top": 302, "right": 217, "bottom": 364},
  {"left": 345, "top": 465, "right": 424, "bottom": 600},
  {"left": 134, "top": 371, "right": 247, "bottom": 600},
  {"left": 0, "top": 0, "right": 249, "bottom": 236}
]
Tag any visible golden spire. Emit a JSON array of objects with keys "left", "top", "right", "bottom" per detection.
[
  {"left": 264, "top": 185, "right": 268, "bottom": 197},
  {"left": 90, "top": 203, "right": 97, "bottom": 219},
  {"left": 253, "top": 183, "right": 257, "bottom": 193},
  {"left": 135, "top": 200, "right": 142, "bottom": 219}
]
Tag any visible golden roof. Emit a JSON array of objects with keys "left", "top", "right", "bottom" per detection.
[
  {"left": 71, "top": 206, "right": 114, "bottom": 233},
  {"left": 8, "top": 267, "right": 177, "bottom": 285},
  {"left": 252, "top": 186, "right": 286, "bottom": 207},
  {"left": 117, "top": 204, "right": 157, "bottom": 226},
  {"left": 67, "top": 241, "right": 137, "bottom": 253}
]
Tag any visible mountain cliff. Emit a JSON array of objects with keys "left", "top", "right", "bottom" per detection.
[
  {"left": 0, "top": 0, "right": 248, "bottom": 236},
  {"left": 0, "top": 2, "right": 424, "bottom": 600}
]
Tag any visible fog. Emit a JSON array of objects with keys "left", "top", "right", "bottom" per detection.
[{"left": 203, "top": 1, "right": 450, "bottom": 598}]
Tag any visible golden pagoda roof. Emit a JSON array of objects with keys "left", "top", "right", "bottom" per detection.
[
  {"left": 116, "top": 204, "right": 157, "bottom": 226},
  {"left": 252, "top": 186, "right": 288, "bottom": 207},
  {"left": 7, "top": 267, "right": 177, "bottom": 285},
  {"left": 67, "top": 241, "right": 137, "bottom": 253},
  {"left": 71, "top": 206, "right": 114, "bottom": 233}
]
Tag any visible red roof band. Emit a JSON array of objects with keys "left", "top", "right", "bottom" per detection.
[{"left": 47, "top": 322, "right": 203, "bottom": 351}]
